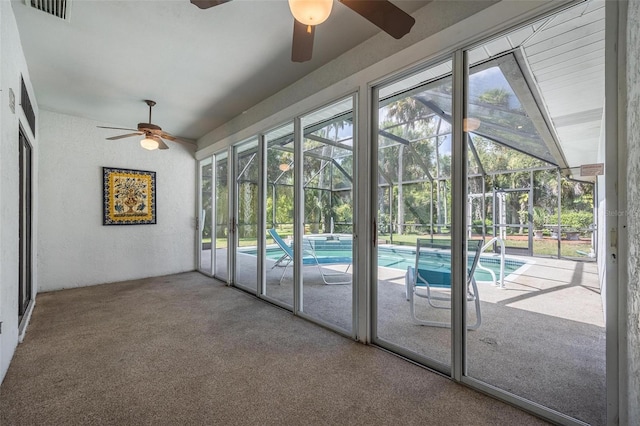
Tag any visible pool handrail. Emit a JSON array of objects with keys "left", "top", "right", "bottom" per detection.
[{"left": 477, "top": 237, "right": 506, "bottom": 289}]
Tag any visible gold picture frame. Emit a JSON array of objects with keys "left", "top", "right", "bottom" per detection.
[{"left": 102, "top": 167, "right": 156, "bottom": 225}]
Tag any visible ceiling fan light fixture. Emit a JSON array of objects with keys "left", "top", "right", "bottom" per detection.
[
  {"left": 288, "top": 0, "right": 333, "bottom": 26},
  {"left": 140, "top": 136, "right": 160, "bottom": 150}
]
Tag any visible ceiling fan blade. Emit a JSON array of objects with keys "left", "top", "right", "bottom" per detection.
[
  {"left": 160, "top": 132, "right": 197, "bottom": 147},
  {"left": 157, "top": 138, "right": 170, "bottom": 150},
  {"left": 190, "top": 0, "right": 231, "bottom": 9},
  {"left": 159, "top": 132, "right": 177, "bottom": 141},
  {"left": 339, "top": 0, "right": 415, "bottom": 39},
  {"left": 106, "top": 132, "right": 144, "bottom": 140},
  {"left": 292, "top": 20, "right": 315, "bottom": 63},
  {"left": 98, "top": 126, "right": 140, "bottom": 132}
]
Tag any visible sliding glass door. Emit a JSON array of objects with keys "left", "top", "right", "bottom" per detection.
[
  {"left": 462, "top": 4, "right": 606, "bottom": 424},
  {"left": 299, "top": 97, "right": 355, "bottom": 333},
  {"left": 225, "top": 96, "right": 357, "bottom": 332},
  {"left": 198, "top": 157, "right": 213, "bottom": 275},
  {"left": 264, "top": 122, "right": 295, "bottom": 307},
  {"left": 234, "top": 139, "right": 260, "bottom": 293},
  {"left": 198, "top": 150, "right": 229, "bottom": 281},
  {"left": 374, "top": 59, "right": 456, "bottom": 370},
  {"left": 370, "top": 2, "right": 606, "bottom": 424},
  {"left": 214, "top": 151, "right": 229, "bottom": 281}
]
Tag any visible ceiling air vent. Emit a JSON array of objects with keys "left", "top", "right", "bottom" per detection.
[{"left": 26, "top": 0, "right": 71, "bottom": 22}]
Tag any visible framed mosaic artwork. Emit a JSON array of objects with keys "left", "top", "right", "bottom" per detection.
[{"left": 102, "top": 167, "right": 156, "bottom": 225}]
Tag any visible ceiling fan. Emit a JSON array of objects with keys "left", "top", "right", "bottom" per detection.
[
  {"left": 97, "top": 100, "right": 195, "bottom": 151},
  {"left": 190, "top": 0, "right": 416, "bottom": 63}
]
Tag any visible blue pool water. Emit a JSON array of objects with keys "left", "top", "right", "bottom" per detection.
[
  {"left": 243, "top": 242, "right": 525, "bottom": 282},
  {"left": 376, "top": 246, "right": 524, "bottom": 282}
]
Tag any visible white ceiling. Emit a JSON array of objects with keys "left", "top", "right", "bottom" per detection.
[
  {"left": 523, "top": 0, "right": 604, "bottom": 172},
  {"left": 468, "top": 0, "right": 605, "bottom": 174},
  {"left": 11, "top": 0, "right": 430, "bottom": 141}
]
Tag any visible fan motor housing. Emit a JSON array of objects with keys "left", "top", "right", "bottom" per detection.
[{"left": 138, "top": 123, "right": 161, "bottom": 131}]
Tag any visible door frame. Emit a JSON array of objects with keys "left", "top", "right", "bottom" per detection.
[
  {"left": 18, "top": 125, "right": 33, "bottom": 325},
  {"left": 196, "top": 156, "right": 214, "bottom": 276}
]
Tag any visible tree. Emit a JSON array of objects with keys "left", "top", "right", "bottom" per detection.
[
  {"left": 478, "top": 88, "right": 510, "bottom": 108},
  {"left": 382, "top": 96, "right": 441, "bottom": 234}
]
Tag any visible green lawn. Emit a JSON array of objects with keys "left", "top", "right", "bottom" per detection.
[
  {"left": 200, "top": 237, "right": 258, "bottom": 248},
  {"left": 203, "top": 231, "right": 593, "bottom": 259},
  {"left": 378, "top": 233, "right": 593, "bottom": 258}
]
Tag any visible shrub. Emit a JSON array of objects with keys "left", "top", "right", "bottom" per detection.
[
  {"left": 471, "top": 219, "right": 493, "bottom": 234},
  {"left": 560, "top": 210, "right": 593, "bottom": 230},
  {"left": 532, "top": 207, "right": 548, "bottom": 230}
]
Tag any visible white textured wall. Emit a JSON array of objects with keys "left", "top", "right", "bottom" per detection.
[
  {"left": 0, "top": 1, "right": 39, "bottom": 383},
  {"left": 37, "top": 110, "right": 196, "bottom": 291},
  {"left": 626, "top": 0, "right": 640, "bottom": 422}
]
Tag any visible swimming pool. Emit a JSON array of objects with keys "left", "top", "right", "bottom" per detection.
[
  {"left": 242, "top": 241, "right": 526, "bottom": 282},
  {"left": 377, "top": 245, "right": 525, "bottom": 281}
]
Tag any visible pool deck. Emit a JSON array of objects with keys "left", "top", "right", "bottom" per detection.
[
  {"left": 482, "top": 255, "right": 603, "bottom": 326},
  {"left": 379, "top": 253, "right": 603, "bottom": 326}
]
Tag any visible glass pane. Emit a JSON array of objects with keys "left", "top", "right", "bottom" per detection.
[
  {"left": 235, "top": 139, "right": 259, "bottom": 293},
  {"left": 300, "top": 97, "right": 354, "bottom": 333},
  {"left": 376, "top": 59, "right": 457, "bottom": 369},
  {"left": 493, "top": 189, "right": 533, "bottom": 256},
  {"left": 214, "top": 152, "right": 229, "bottom": 280},
  {"left": 530, "top": 171, "right": 595, "bottom": 260},
  {"left": 467, "top": 56, "right": 557, "bottom": 165},
  {"left": 199, "top": 157, "right": 213, "bottom": 274},
  {"left": 464, "top": 3, "right": 605, "bottom": 423},
  {"left": 265, "top": 123, "right": 295, "bottom": 307}
]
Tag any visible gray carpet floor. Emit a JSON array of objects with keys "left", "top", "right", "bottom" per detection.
[
  {"left": 0, "top": 272, "right": 549, "bottom": 425},
  {"left": 254, "top": 256, "right": 606, "bottom": 425}
]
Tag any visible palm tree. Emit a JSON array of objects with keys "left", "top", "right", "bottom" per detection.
[
  {"left": 386, "top": 97, "right": 428, "bottom": 128},
  {"left": 478, "top": 88, "right": 510, "bottom": 108},
  {"left": 385, "top": 96, "right": 443, "bottom": 234}
]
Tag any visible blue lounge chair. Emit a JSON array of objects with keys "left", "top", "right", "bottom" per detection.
[
  {"left": 405, "top": 238, "right": 483, "bottom": 330},
  {"left": 268, "top": 228, "right": 351, "bottom": 285}
]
